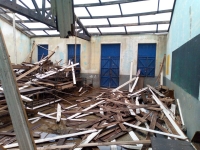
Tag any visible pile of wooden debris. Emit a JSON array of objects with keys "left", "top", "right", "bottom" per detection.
[
  {"left": 0, "top": 46, "right": 93, "bottom": 145},
  {"left": 0, "top": 49, "right": 195, "bottom": 149},
  {"left": 1, "top": 75, "right": 193, "bottom": 149}
]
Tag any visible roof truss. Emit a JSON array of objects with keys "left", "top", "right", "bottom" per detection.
[{"left": 0, "top": 0, "right": 176, "bottom": 39}]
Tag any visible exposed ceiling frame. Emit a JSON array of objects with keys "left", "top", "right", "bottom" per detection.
[
  {"left": 78, "top": 21, "right": 170, "bottom": 28},
  {"left": 92, "top": 30, "right": 168, "bottom": 35},
  {"left": 0, "top": 8, "right": 42, "bottom": 37},
  {"left": 79, "top": 9, "right": 172, "bottom": 19},
  {"left": 74, "top": 0, "right": 148, "bottom": 7},
  {"left": 0, "top": 0, "right": 175, "bottom": 38},
  {"left": 0, "top": 0, "right": 56, "bottom": 28},
  {"left": 31, "top": 32, "right": 90, "bottom": 40},
  {"left": 75, "top": 15, "right": 91, "bottom": 38},
  {"left": 30, "top": 0, "right": 149, "bottom": 10},
  {"left": 22, "top": 21, "right": 169, "bottom": 31},
  {"left": 32, "top": 30, "right": 168, "bottom": 37},
  {"left": 0, "top": 0, "right": 91, "bottom": 41},
  {"left": 0, "top": 11, "right": 32, "bottom": 37}
]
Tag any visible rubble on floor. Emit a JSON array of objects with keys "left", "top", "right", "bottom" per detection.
[
  {"left": 0, "top": 75, "right": 194, "bottom": 149},
  {"left": 0, "top": 51, "right": 196, "bottom": 149}
]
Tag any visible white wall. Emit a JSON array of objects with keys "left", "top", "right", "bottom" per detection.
[
  {"left": 90, "top": 35, "right": 167, "bottom": 76},
  {"left": 32, "top": 34, "right": 167, "bottom": 77},
  {"left": 31, "top": 37, "right": 90, "bottom": 73},
  {"left": 0, "top": 18, "right": 31, "bottom": 64}
]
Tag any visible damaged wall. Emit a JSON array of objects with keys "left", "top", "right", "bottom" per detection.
[
  {"left": 164, "top": 0, "right": 200, "bottom": 139},
  {"left": 0, "top": 18, "right": 31, "bottom": 64},
  {"left": 32, "top": 34, "right": 167, "bottom": 87}
]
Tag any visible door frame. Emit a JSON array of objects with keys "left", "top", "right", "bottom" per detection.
[
  {"left": 67, "top": 44, "right": 81, "bottom": 64},
  {"left": 37, "top": 44, "right": 48, "bottom": 61},
  {"left": 100, "top": 42, "right": 122, "bottom": 75},
  {"left": 136, "top": 43, "right": 157, "bottom": 77},
  {"left": 100, "top": 43, "right": 121, "bottom": 88}
]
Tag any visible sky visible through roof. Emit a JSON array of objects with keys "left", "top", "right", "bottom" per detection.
[{"left": 1, "top": 0, "right": 175, "bottom": 37}]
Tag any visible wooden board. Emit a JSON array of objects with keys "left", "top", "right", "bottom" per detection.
[{"left": 16, "top": 65, "right": 40, "bottom": 81}]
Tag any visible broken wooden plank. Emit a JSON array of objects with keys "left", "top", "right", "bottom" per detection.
[
  {"left": 130, "top": 77, "right": 139, "bottom": 93},
  {"left": 155, "top": 54, "right": 166, "bottom": 84},
  {"left": 135, "top": 97, "right": 140, "bottom": 114},
  {"left": 56, "top": 103, "right": 61, "bottom": 123},
  {"left": 123, "top": 122, "right": 186, "bottom": 140},
  {"left": 170, "top": 104, "right": 176, "bottom": 120},
  {"left": 17, "top": 140, "right": 151, "bottom": 150},
  {"left": 78, "top": 87, "right": 83, "bottom": 93},
  {"left": 145, "top": 115, "right": 169, "bottom": 133},
  {"left": 112, "top": 77, "right": 136, "bottom": 92},
  {"left": 66, "top": 100, "right": 105, "bottom": 120},
  {"left": 96, "top": 127, "right": 118, "bottom": 140},
  {"left": 149, "top": 112, "right": 158, "bottom": 130},
  {"left": 128, "top": 87, "right": 148, "bottom": 97},
  {"left": 119, "top": 123, "right": 127, "bottom": 131},
  {"left": 104, "top": 98, "right": 159, "bottom": 109},
  {"left": 110, "top": 139, "right": 117, "bottom": 150},
  {"left": 71, "top": 61, "right": 76, "bottom": 85},
  {"left": 4, "top": 130, "right": 97, "bottom": 149},
  {"left": 26, "top": 99, "right": 61, "bottom": 110},
  {"left": 0, "top": 105, "right": 7, "bottom": 111},
  {"left": 163, "top": 117, "right": 178, "bottom": 135},
  {"left": 38, "top": 112, "right": 67, "bottom": 121},
  {"left": 75, "top": 112, "right": 93, "bottom": 118},
  {"left": 122, "top": 131, "right": 143, "bottom": 149},
  {"left": 12, "top": 65, "right": 31, "bottom": 70},
  {"left": 125, "top": 99, "right": 136, "bottom": 116},
  {"left": 147, "top": 85, "right": 165, "bottom": 97},
  {"left": 74, "top": 129, "right": 102, "bottom": 150},
  {"left": 16, "top": 65, "right": 40, "bottom": 81},
  {"left": 0, "top": 87, "right": 32, "bottom": 102},
  {"left": 177, "top": 99, "right": 185, "bottom": 125},
  {"left": 150, "top": 90, "right": 187, "bottom": 139}
]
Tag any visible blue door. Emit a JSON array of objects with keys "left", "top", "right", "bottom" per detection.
[
  {"left": 68, "top": 44, "right": 80, "bottom": 65},
  {"left": 101, "top": 44, "right": 120, "bottom": 88},
  {"left": 137, "top": 44, "right": 156, "bottom": 77},
  {"left": 38, "top": 45, "right": 48, "bottom": 61}
]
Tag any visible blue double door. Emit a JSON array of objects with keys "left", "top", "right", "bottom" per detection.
[
  {"left": 38, "top": 45, "right": 48, "bottom": 61},
  {"left": 100, "top": 44, "right": 120, "bottom": 88},
  {"left": 137, "top": 44, "right": 156, "bottom": 77}
]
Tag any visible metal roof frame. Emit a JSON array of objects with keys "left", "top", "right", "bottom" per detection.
[{"left": 0, "top": 0, "right": 176, "bottom": 40}]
